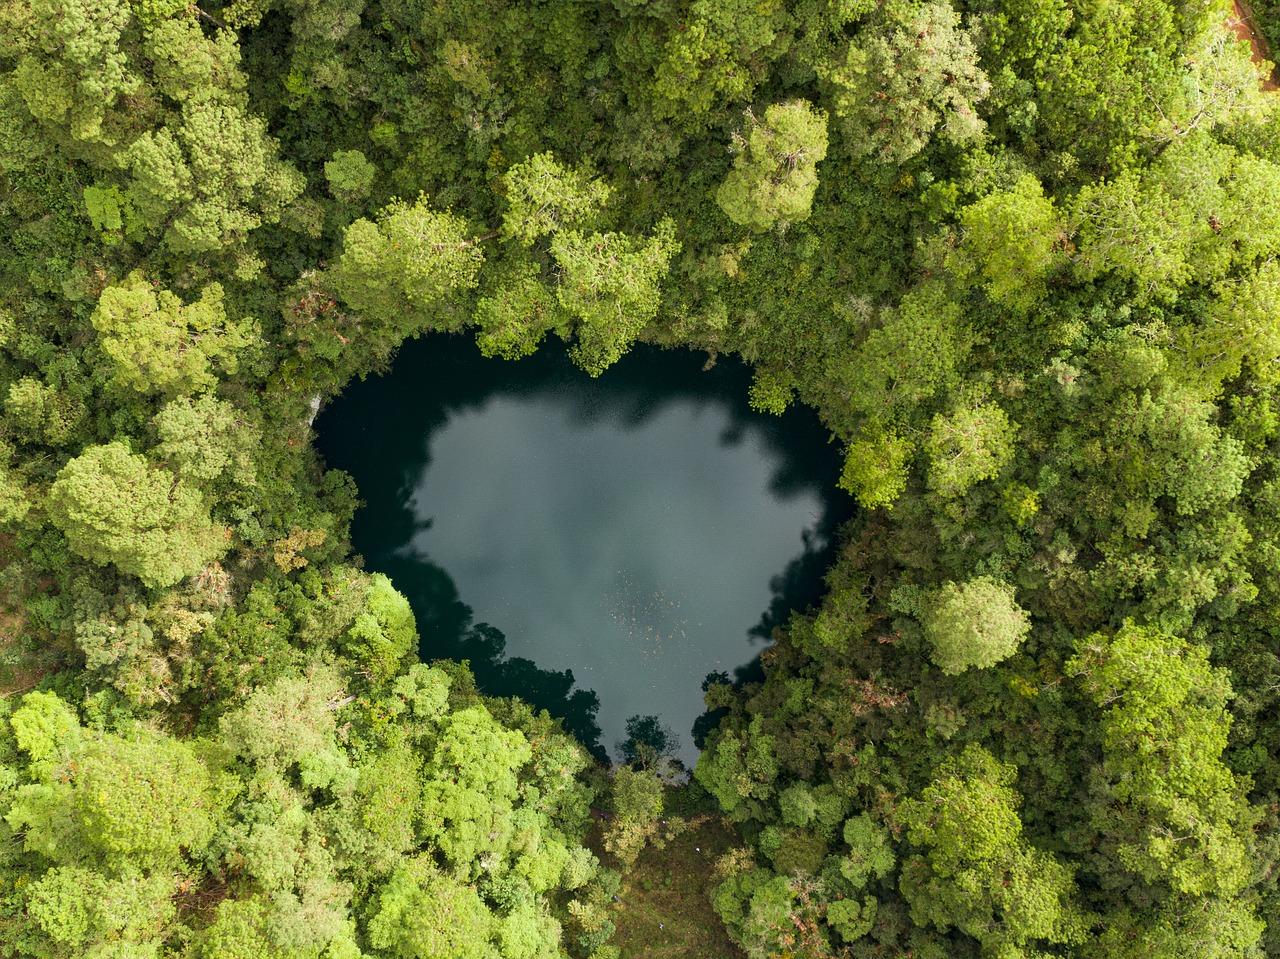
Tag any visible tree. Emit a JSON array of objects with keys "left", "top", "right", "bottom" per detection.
[
  {"left": 924, "top": 402, "right": 1015, "bottom": 499},
  {"left": 711, "top": 866, "right": 803, "bottom": 959},
  {"left": 127, "top": 97, "right": 304, "bottom": 255},
  {"left": 22, "top": 867, "right": 176, "bottom": 958},
  {"left": 368, "top": 862, "right": 495, "bottom": 959},
  {"left": 955, "top": 174, "right": 1067, "bottom": 311},
  {"left": 329, "top": 196, "right": 484, "bottom": 339},
  {"left": 602, "top": 766, "right": 664, "bottom": 866},
  {"left": 7, "top": 693, "right": 219, "bottom": 870},
  {"left": 839, "top": 814, "right": 895, "bottom": 890},
  {"left": 7, "top": 690, "right": 81, "bottom": 776},
  {"left": 715, "top": 101, "right": 829, "bottom": 232},
  {"left": 1067, "top": 623, "right": 1254, "bottom": 897},
  {"left": 324, "top": 148, "right": 376, "bottom": 202},
  {"left": 1179, "top": 258, "right": 1280, "bottom": 397},
  {"left": 152, "top": 394, "right": 260, "bottom": 485},
  {"left": 839, "top": 430, "right": 913, "bottom": 509},
  {"left": 47, "top": 442, "right": 228, "bottom": 588},
  {"left": 341, "top": 573, "right": 417, "bottom": 683},
  {"left": 0, "top": 0, "right": 301, "bottom": 253},
  {"left": 822, "top": 0, "right": 989, "bottom": 164},
  {"left": 501, "top": 152, "right": 610, "bottom": 245},
  {"left": 91, "top": 274, "right": 258, "bottom": 396},
  {"left": 843, "top": 283, "right": 970, "bottom": 427},
  {"left": 1144, "top": 389, "right": 1252, "bottom": 516},
  {"left": 195, "top": 898, "right": 290, "bottom": 959},
  {"left": 0, "top": 462, "right": 30, "bottom": 525},
  {"left": 920, "top": 576, "right": 1030, "bottom": 675},
  {"left": 694, "top": 718, "right": 778, "bottom": 818},
  {"left": 616, "top": 713, "right": 679, "bottom": 770},
  {"left": 418, "top": 706, "right": 533, "bottom": 872},
  {"left": 898, "top": 745, "right": 1086, "bottom": 955},
  {"left": 473, "top": 265, "right": 567, "bottom": 360},
  {"left": 217, "top": 665, "right": 351, "bottom": 789},
  {"left": 1071, "top": 171, "right": 1194, "bottom": 302},
  {"left": 550, "top": 220, "right": 680, "bottom": 375}
]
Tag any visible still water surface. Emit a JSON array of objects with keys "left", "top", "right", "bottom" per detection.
[{"left": 316, "top": 336, "right": 850, "bottom": 766}]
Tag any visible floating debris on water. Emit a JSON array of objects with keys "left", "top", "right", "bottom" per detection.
[{"left": 601, "top": 568, "right": 694, "bottom": 658}]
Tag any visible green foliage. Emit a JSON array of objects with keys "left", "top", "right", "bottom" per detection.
[
  {"left": 329, "top": 196, "right": 484, "bottom": 341},
  {"left": 839, "top": 814, "right": 895, "bottom": 890},
  {"left": 368, "top": 862, "right": 496, "bottom": 959},
  {"left": 898, "top": 745, "right": 1086, "bottom": 955},
  {"left": 7, "top": 694, "right": 219, "bottom": 870},
  {"left": 844, "top": 283, "right": 969, "bottom": 426},
  {"left": 151, "top": 394, "right": 260, "bottom": 486},
  {"left": 715, "top": 101, "right": 829, "bottom": 232},
  {"left": 602, "top": 767, "right": 665, "bottom": 867},
  {"left": 91, "top": 274, "right": 258, "bottom": 396},
  {"left": 693, "top": 720, "right": 778, "bottom": 819},
  {"left": 83, "top": 184, "right": 127, "bottom": 238},
  {"left": 4, "top": 0, "right": 1280, "bottom": 956},
  {"left": 710, "top": 868, "right": 798, "bottom": 959},
  {"left": 955, "top": 174, "right": 1066, "bottom": 311},
  {"left": 473, "top": 265, "right": 567, "bottom": 361},
  {"left": 920, "top": 576, "right": 1030, "bottom": 675},
  {"left": 324, "top": 149, "right": 376, "bottom": 203},
  {"left": 342, "top": 573, "right": 417, "bottom": 683},
  {"left": 47, "top": 442, "right": 228, "bottom": 588},
  {"left": 550, "top": 221, "right": 680, "bottom": 376},
  {"left": 839, "top": 430, "right": 912, "bottom": 509},
  {"left": 24, "top": 867, "right": 175, "bottom": 958},
  {"left": 823, "top": 0, "right": 989, "bottom": 164},
  {"left": 501, "top": 153, "right": 611, "bottom": 245},
  {"left": 1068, "top": 623, "right": 1253, "bottom": 897},
  {"left": 924, "top": 402, "right": 1015, "bottom": 499}
]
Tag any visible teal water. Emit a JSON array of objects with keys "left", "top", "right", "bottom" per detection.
[{"left": 315, "top": 336, "right": 851, "bottom": 766}]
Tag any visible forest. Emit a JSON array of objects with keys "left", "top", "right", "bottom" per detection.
[{"left": 3, "top": 0, "right": 1280, "bottom": 955}]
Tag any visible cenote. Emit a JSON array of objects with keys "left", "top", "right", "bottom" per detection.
[{"left": 315, "top": 336, "right": 852, "bottom": 767}]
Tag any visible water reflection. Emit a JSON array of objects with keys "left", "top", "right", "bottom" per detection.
[{"left": 315, "top": 334, "right": 851, "bottom": 766}]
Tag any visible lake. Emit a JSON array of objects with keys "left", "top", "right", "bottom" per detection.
[{"left": 315, "top": 335, "right": 851, "bottom": 767}]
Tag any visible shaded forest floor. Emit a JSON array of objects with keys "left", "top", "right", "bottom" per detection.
[
  {"left": 0, "top": 535, "right": 55, "bottom": 697},
  {"left": 608, "top": 814, "right": 745, "bottom": 959}
]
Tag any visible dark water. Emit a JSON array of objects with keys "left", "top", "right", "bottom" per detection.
[{"left": 315, "top": 335, "right": 851, "bottom": 767}]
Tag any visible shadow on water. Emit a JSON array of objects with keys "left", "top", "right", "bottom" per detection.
[{"left": 315, "top": 333, "right": 853, "bottom": 764}]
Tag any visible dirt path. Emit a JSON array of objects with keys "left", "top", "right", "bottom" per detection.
[{"left": 1231, "top": 0, "right": 1279, "bottom": 91}]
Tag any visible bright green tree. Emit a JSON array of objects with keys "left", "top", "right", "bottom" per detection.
[
  {"left": 920, "top": 576, "right": 1030, "bottom": 675},
  {"left": 501, "top": 152, "right": 611, "bottom": 245},
  {"left": 368, "top": 862, "right": 495, "bottom": 959},
  {"left": 924, "top": 402, "right": 1015, "bottom": 499},
  {"left": 324, "top": 148, "right": 376, "bottom": 202},
  {"left": 47, "top": 442, "right": 227, "bottom": 588},
  {"left": 898, "top": 745, "right": 1086, "bottom": 955},
  {"left": 955, "top": 174, "right": 1067, "bottom": 311},
  {"left": 91, "top": 274, "right": 258, "bottom": 396},
  {"left": 550, "top": 221, "right": 680, "bottom": 376},
  {"left": 715, "top": 101, "right": 829, "bottom": 232},
  {"left": 329, "top": 196, "right": 484, "bottom": 337},
  {"left": 151, "top": 394, "right": 260, "bottom": 486},
  {"left": 1068, "top": 623, "right": 1254, "bottom": 897},
  {"left": 822, "top": 0, "right": 989, "bottom": 164}
]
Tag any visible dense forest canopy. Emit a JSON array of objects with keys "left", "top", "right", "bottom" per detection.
[{"left": 3, "top": 0, "right": 1280, "bottom": 956}]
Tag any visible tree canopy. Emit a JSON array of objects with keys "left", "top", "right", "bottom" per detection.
[{"left": 2, "top": 0, "right": 1280, "bottom": 956}]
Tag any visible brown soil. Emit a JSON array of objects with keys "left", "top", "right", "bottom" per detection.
[{"left": 1232, "top": 0, "right": 1279, "bottom": 91}]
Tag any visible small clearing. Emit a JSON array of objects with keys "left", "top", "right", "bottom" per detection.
[{"left": 610, "top": 816, "right": 745, "bottom": 959}]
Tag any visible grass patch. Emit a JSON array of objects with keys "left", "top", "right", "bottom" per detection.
[{"left": 609, "top": 813, "right": 744, "bottom": 959}]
